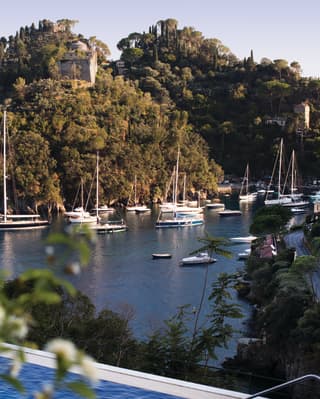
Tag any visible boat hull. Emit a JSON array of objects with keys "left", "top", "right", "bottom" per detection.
[
  {"left": 180, "top": 257, "right": 216, "bottom": 265},
  {"left": 0, "top": 220, "right": 49, "bottom": 230},
  {"left": 155, "top": 218, "right": 203, "bottom": 228},
  {"left": 218, "top": 210, "right": 242, "bottom": 217},
  {"left": 152, "top": 253, "right": 172, "bottom": 259}
]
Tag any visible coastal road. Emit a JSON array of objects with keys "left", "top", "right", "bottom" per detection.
[{"left": 284, "top": 230, "right": 310, "bottom": 256}]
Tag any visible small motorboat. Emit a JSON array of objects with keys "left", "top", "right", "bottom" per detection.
[
  {"left": 219, "top": 209, "right": 242, "bottom": 217},
  {"left": 152, "top": 253, "right": 172, "bottom": 259},
  {"left": 230, "top": 235, "right": 257, "bottom": 243},
  {"left": 135, "top": 206, "right": 151, "bottom": 214},
  {"left": 238, "top": 248, "right": 251, "bottom": 260},
  {"left": 180, "top": 252, "right": 216, "bottom": 266},
  {"left": 206, "top": 202, "right": 225, "bottom": 210},
  {"left": 291, "top": 207, "right": 307, "bottom": 214}
]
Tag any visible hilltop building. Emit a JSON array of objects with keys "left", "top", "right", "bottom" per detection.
[{"left": 58, "top": 40, "right": 98, "bottom": 84}]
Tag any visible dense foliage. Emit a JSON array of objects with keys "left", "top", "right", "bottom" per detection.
[
  {"left": 116, "top": 18, "right": 320, "bottom": 178},
  {"left": 234, "top": 209, "right": 320, "bottom": 398},
  {"left": 0, "top": 19, "right": 226, "bottom": 213},
  {"left": 1, "top": 18, "right": 320, "bottom": 213}
]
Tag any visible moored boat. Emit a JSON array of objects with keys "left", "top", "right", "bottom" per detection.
[
  {"left": 206, "top": 202, "right": 225, "bottom": 210},
  {"left": 86, "top": 153, "right": 128, "bottom": 233},
  {"left": 230, "top": 235, "right": 257, "bottom": 243},
  {"left": 90, "top": 220, "right": 128, "bottom": 234},
  {"left": 0, "top": 111, "right": 49, "bottom": 231},
  {"left": 238, "top": 248, "right": 251, "bottom": 260},
  {"left": 156, "top": 215, "right": 204, "bottom": 228},
  {"left": 135, "top": 206, "right": 151, "bottom": 213},
  {"left": 152, "top": 253, "right": 172, "bottom": 259},
  {"left": 156, "top": 148, "right": 204, "bottom": 228},
  {"left": 180, "top": 252, "right": 216, "bottom": 265},
  {"left": 219, "top": 210, "right": 242, "bottom": 217},
  {"left": 239, "top": 163, "right": 258, "bottom": 202}
]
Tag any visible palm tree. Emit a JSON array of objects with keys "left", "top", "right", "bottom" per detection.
[
  {"left": 190, "top": 232, "right": 233, "bottom": 336},
  {"left": 184, "top": 232, "right": 232, "bottom": 375}
]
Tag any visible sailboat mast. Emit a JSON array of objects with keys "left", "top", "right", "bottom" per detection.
[
  {"left": 246, "top": 164, "right": 249, "bottom": 196},
  {"left": 291, "top": 150, "right": 295, "bottom": 196},
  {"left": 96, "top": 151, "right": 99, "bottom": 218},
  {"left": 3, "top": 110, "right": 7, "bottom": 222},
  {"left": 278, "top": 139, "right": 283, "bottom": 199},
  {"left": 174, "top": 148, "right": 180, "bottom": 209},
  {"left": 134, "top": 175, "right": 137, "bottom": 205}
]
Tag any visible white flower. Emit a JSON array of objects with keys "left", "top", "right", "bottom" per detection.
[
  {"left": 45, "top": 339, "right": 77, "bottom": 363},
  {"left": 34, "top": 383, "right": 53, "bottom": 399},
  {"left": 64, "top": 262, "right": 81, "bottom": 275},
  {"left": 8, "top": 316, "right": 28, "bottom": 339},
  {"left": 10, "top": 356, "right": 22, "bottom": 377},
  {"left": 45, "top": 245, "right": 55, "bottom": 256},
  {"left": 81, "top": 355, "right": 98, "bottom": 384},
  {"left": 0, "top": 305, "right": 6, "bottom": 326}
]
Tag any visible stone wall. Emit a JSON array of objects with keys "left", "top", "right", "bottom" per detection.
[{"left": 58, "top": 51, "right": 97, "bottom": 84}]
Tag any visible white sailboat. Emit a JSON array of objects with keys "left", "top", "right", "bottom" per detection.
[
  {"left": 160, "top": 174, "right": 203, "bottom": 214},
  {"left": 126, "top": 175, "right": 150, "bottom": 213},
  {"left": 0, "top": 110, "right": 49, "bottom": 230},
  {"left": 156, "top": 149, "right": 204, "bottom": 228},
  {"left": 66, "top": 178, "right": 96, "bottom": 224},
  {"left": 88, "top": 152, "right": 127, "bottom": 233},
  {"left": 264, "top": 139, "right": 292, "bottom": 206},
  {"left": 264, "top": 140, "right": 308, "bottom": 208},
  {"left": 281, "top": 150, "right": 309, "bottom": 208},
  {"left": 239, "top": 163, "right": 257, "bottom": 202}
]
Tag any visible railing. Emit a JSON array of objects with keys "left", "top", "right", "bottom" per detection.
[{"left": 246, "top": 374, "right": 320, "bottom": 398}]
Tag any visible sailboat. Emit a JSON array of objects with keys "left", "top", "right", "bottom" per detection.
[
  {"left": 264, "top": 139, "right": 292, "bottom": 206},
  {"left": 264, "top": 140, "right": 308, "bottom": 207},
  {"left": 281, "top": 149, "right": 309, "bottom": 208},
  {"left": 239, "top": 163, "right": 257, "bottom": 202},
  {"left": 156, "top": 149, "right": 204, "bottom": 228},
  {"left": 126, "top": 175, "right": 150, "bottom": 213},
  {"left": 65, "top": 178, "right": 97, "bottom": 224},
  {"left": 88, "top": 152, "right": 127, "bottom": 233},
  {"left": 0, "top": 111, "right": 49, "bottom": 230}
]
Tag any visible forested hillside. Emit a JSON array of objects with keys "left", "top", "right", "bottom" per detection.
[
  {"left": 117, "top": 19, "right": 320, "bottom": 177},
  {"left": 1, "top": 18, "right": 320, "bottom": 212}
]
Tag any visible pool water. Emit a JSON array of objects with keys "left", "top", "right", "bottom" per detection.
[{"left": 0, "top": 357, "right": 182, "bottom": 399}]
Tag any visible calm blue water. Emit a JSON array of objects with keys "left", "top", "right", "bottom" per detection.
[
  {"left": 0, "top": 357, "right": 182, "bottom": 399},
  {"left": 0, "top": 196, "right": 260, "bottom": 363}
]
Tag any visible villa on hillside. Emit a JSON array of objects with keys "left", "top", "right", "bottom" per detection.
[{"left": 264, "top": 116, "right": 287, "bottom": 127}]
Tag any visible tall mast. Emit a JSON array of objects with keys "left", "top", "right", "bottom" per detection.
[
  {"left": 246, "top": 163, "right": 249, "bottom": 196},
  {"left": 80, "top": 177, "right": 84, "bottom": 210},
  {"left": 291, "top": 150, "right": 295, "bottom": 196},
  {"left": 96, "top": 151, "right": 99, "bottom": 219},
  {"left": 278, "top": 139, "right": 283, "bottom": 199},
  {"left": 174, "top": 147, "right": 180, "bottom": 208},
  {"left": 134, "top": 175, "right": 137, "bottom": 205},
  {"left": 3, "top": 110, "right": 7, "bottom": 222}
]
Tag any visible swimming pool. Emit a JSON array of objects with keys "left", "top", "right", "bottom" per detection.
[
  {"left": 0, "top": 345, "right": 245, "bottom": 399},
  {"left": 0, "top": 357, "right": 181, "bottom": 399}
]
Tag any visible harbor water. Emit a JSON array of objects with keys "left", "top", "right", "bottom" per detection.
[{"left": 0, "top": 196, "right": 260, "bottom": 364}]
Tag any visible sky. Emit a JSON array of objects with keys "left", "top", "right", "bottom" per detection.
[{"left": 2, "top": 0, "right": 320, "bottom": 78}]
